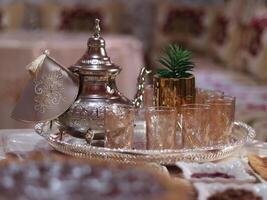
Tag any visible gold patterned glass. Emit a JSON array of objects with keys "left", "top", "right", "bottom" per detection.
[
  {"left": 145, "top": 107, "right": 177, "bottom": 150},
  {"left": 205, "top": 96, "right": 235, "bottom": 145},
  {"left": 180, "top": 104, "right": 211, "bottom": 148},
  {"left": 195, "top": 88, "right": 224, "bottom": 104},
  {"left": 104, "top": 104, "right": 135, "bottom": 149}
]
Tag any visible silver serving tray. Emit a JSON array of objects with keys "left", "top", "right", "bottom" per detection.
[{"left": 35, "top": 121, "right": 255, "bottom": 165}]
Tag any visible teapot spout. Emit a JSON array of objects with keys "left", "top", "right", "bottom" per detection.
[{"left": 132, "top": 67, "right": 152, "bottom": 108}]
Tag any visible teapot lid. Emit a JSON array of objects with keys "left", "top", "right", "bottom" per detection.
[{"left": 71, "top": 19, "right": 120, "bottom": 75}]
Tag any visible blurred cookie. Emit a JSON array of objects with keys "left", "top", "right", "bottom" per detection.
[{"left": 248, "top": 154, "right": 267, "bottom": 180}]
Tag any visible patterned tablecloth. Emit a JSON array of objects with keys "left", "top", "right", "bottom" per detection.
[{"left": 0, "top": 31, "right": 144, "bottom": 129}]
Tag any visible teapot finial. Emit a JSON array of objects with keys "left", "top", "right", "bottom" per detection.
[{"left": 93, "top": 18, "right": 101, "bottom": 38}]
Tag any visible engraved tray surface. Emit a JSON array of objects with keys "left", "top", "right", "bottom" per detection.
[{"left": 35, "top": 121, "right": 255, "bottom": 165}]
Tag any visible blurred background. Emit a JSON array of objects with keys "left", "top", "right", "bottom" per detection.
[{"left": 0, "top": 0, "right": 267, "bottom": 141}]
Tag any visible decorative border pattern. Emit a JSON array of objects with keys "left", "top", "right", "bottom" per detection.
[{"left": 33, "top": 70, "right": 64, "bottom": 113}]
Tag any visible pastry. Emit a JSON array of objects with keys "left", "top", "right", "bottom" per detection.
[
  {"left": 191, "top": 172, "right": 234, "bottom": 179},
  {"left": 248, "top": 154, "right": 267, "bottom": 180},
  {"left": 207, "top": 188, "right": 262, "bottom": 200}
]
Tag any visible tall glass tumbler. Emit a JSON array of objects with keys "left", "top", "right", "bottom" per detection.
[
  {"left": 205, "top": 95, "right": 235, "bottom": 145},
  {"left": 180, "top": 104, "right": 211, "bottom": 148},
  {"left": 146, "top": 107, "right": 177, "bottom": 150},
  {"left": 104, "top": 104, "right": 135, "bottom": 149}
]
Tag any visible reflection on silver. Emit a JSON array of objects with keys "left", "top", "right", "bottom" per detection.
[
  {"left": 132, "top": 67, "right": 151, "bottom": 108},
  {"left": 35, "top": 121, "right": 255, "bottom": 165}
]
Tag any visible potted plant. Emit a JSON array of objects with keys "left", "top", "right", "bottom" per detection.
[{"left": 153, "top": 44, "right": 196, "bottom": 111}]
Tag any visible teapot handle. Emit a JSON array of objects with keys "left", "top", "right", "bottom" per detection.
[{"left": 132, "top": 67, "right": 152, "bottom": 108}]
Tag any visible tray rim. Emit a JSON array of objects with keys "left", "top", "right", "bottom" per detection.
[{"left": 35, "top": 121, "right": 255, "bottom": 164}]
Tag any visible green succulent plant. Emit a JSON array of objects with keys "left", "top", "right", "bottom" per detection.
[{"left": 157, "top": 44, "right": 195, "bottom": 78}]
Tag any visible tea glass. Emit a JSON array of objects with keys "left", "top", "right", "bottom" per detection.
[
  {"left": 180, "top": 104, "right": 211, "bottom": 148},
  {"left": 144, "top": 107, "right": 177, "bottom": 150},
  {"left": 205, "top": 95, "right": 235, "bottom": 145},
  {"left": 195, "top": 88, "right": 224, "bottom": 104},
  {"left": 104, "top": 104, "right": 135, "bottom": 149}
]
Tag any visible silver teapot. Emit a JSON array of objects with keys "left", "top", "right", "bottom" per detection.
[{"left": 12, "top": 19, "right": 150, "bottom": 145}]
